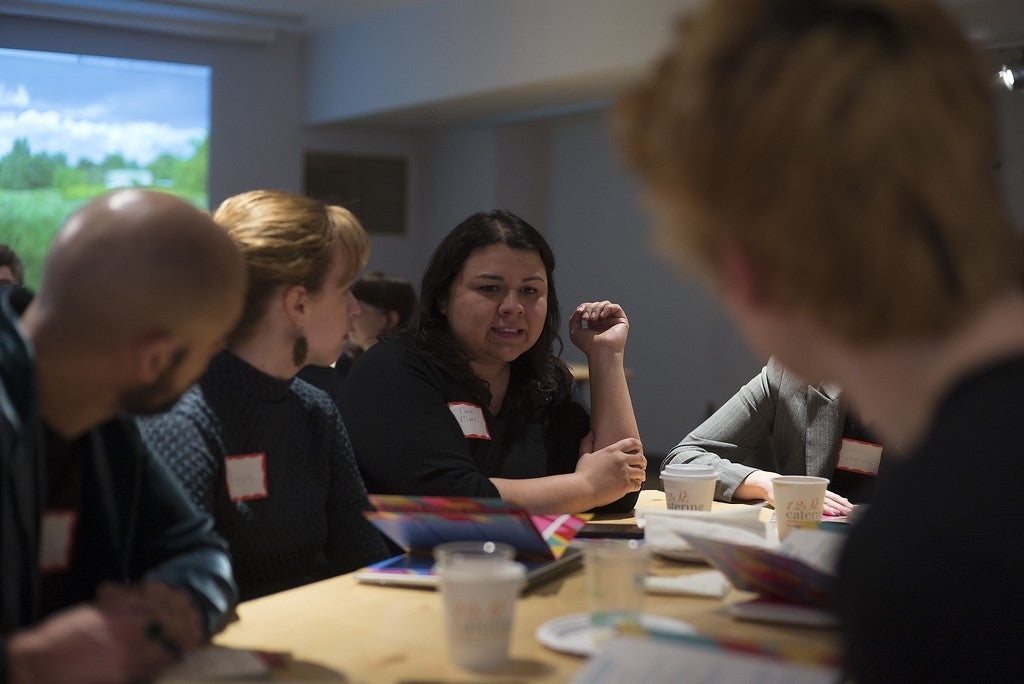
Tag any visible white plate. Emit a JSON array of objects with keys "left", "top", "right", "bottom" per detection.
[{"left": 535, "top": 613, "right": 695, "bottom": 657}]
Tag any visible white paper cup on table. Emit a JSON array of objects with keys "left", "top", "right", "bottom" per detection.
[
  {"left": 582, "top": 539, "right": 650, "bottom": 646},
  {"left": 660, "top": 463, "right": 718, "bottom": 511},
  {"left": 433, "top": 541, "right": 525, "bottom": 672},
  {"left": 772, "top": 475, "right": 830, "bottom": 541}
]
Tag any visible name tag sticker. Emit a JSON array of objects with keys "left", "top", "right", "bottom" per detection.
[
  {"left": 40, "top": 509, "right": 77, "bottom": 572},
  {"left": 225, "top": 453, "right": 269, "bottom": 502},
  {"left": 447, "top": 402, "right": 491, "bottom": 440},
  {"left": 836, "top": 438, "right": 882, "bottom": 476}
]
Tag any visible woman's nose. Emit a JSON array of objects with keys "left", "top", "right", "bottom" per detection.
[{"left": 499, "top": 292, "right": 524, "bottom": 314}]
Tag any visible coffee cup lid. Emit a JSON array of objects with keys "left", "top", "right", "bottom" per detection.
[{"left": 660, "top": 463, "right": 717, "bottom": 480}]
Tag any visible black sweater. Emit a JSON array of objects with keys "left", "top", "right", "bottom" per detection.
[{"left": 138, "top": 351, "right": 389, "bottom": 601}]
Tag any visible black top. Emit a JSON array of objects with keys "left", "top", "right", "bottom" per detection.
[
  {"left": 138, "top": 351, "right": 389, "bottom": 600},
  {"left": 297, "top": 349, "right": 359, "bottom": 412},
  {"left": 339, "top": 337, "right": 639, "bottom": 513},
  {"left": 836, "top": 356, "right": 1024, "bottom": 682},
  {"left": 296, "top": 363, "right": 346, "bottom": 410}
]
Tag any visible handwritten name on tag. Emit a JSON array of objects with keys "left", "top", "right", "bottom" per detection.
[
  {"left": 40, "top": 510, "right": 78, "bottom": 572},
  {"left": 225, "top": 453, "right": 269, "bottom": 502},
  {"left": 447, "top": 402, "right": 491, "bottom": 440},
  {"left": 836, "top": 438, "right": 882, "bottom": 476}
]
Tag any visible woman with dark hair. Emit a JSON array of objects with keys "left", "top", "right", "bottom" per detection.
[{"left": 339, "top": 210, "right": 646, "bottom": 513}]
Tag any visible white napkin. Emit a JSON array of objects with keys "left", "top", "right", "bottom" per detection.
[
  {"left": 637, "top": 505, "right": 772, "bottom": 560},
  {"left": 157, "top": 646, "right": 271, "bottom": 681},
  {"left": 645, "top": 570, "right": 731, "bottom": 598}
]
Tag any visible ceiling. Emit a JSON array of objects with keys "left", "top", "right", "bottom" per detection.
[
  {"left": 0, "top": 0, "right": 430, "bottom": 41},
  {"left": 2, "top": 0, "right": 1021, "bottom": 128},
  {"left": 2, "top": 0, "right": 1023, "bottom": 47}
]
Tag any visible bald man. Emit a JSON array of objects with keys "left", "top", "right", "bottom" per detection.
[{"left": 0, "top": 189, "right": 247, "bottom": 683}]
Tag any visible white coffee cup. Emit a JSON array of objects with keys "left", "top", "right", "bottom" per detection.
[
  {"left": 772, "top": 475, "right": 829, "bottom": 541},
  {"left": 433, "top": 541, "right": 525, "bottom": 671},
  {"left": 660, "top": 463, "right": 718, "bottom": 511}
]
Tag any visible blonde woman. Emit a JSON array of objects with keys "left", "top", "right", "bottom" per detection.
[{"left": 139, "top": 189, "right": 389, "bottom": 600}]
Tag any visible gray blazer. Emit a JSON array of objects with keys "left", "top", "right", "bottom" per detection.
[{"left": 664, "top": 358, "right": 845, "bottom": 501}]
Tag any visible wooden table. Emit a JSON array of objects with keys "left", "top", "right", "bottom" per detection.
[{"left": 213, "top": 491, "right": 839, "bottom": 682}]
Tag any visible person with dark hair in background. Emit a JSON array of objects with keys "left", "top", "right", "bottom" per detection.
[
  {"left": 0, "top": 244, "right": 25, "bottom": 287},
  {"left": 339, "top": 271, "right": 417, "bottom": 374},
  {"left": 340, "top": 209, "right": 646, "bottom": 514},
  {"left": 138, "top": 190, "right": 389, "bottom": 601},
  {"left": 1, "top": 189, "right": 246, "bottom": 683},
  {"left": 297, "top": 271, "right": 417, "bottom": 404},
  {"left": 617, "top": 0, "right": 1024, "bottom": 679}
]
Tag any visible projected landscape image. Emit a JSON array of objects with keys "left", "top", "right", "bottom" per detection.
[{"left": 0, "top": 48, "right": 211, "bottom": 288}]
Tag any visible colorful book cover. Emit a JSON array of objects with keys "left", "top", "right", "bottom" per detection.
[
  {"left": 677, "top": 532, "right": 838, "bottom": 608},
  {"left": 364, "top": 495, "right": 588, "bottom": 560}
]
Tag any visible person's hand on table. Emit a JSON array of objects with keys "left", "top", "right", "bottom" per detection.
[
  {"left": 741, "top": 469, "right": 854, "bottom": 516},
  {"left": 819, "top": 489, "right": 854, "bottom": 516},
  {"left": 576, "top": 433, "right": 647, "bottom": 500},
  {"left": 5, "top": 581, "right": 198, "bottom": 684},
  {"left": 131, "top": 580, "right": 205, "bottom": 653}
]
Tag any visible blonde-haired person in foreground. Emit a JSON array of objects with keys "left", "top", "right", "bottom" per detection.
[
  {"left": 138, "top": 189, "right": 389, "bottom": 601},
  {"left": 617, "top": 0, "right": 1024, "bottom": 680}
]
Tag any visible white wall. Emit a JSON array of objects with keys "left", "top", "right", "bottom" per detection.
[
  {"left": 541, "top": 111, "right": 762, "bottom": 454},
  {"left": 304, "top": 0, "right": 692, "bottom": 126},
  {"left": 406, "top": 111, "right": 762, "bottom": 455},
  {"left": 997, "top": 93, "right": 1024, "bottom": 231}
]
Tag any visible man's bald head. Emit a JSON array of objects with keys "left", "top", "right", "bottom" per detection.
[{"left": 34, "top": 189, "right": 245, "bottom": 348}]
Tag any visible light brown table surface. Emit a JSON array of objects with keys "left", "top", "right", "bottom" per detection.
[{"left": 213, "top": 491, "right": 839, "bottom": 682}]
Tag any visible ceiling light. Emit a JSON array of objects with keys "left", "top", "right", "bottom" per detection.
[{"left": 997, "top": 51, "right": 1024, "bottom": 91}]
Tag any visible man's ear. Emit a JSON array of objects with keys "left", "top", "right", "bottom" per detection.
[
  {"left": 385, "top": 310, "right": 400, "bottom": 329},
  {"left": 131, "top": 330, "right": 176, "bottom": 384}
]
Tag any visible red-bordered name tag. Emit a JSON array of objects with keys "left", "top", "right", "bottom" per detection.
[
  {"left": 447, "top": 402, "right": 491, "bottom": 440},
  {"left": 225, "top": 453, "right": 269, "bottom": 502},
  {"left": 40, "top": 509, "right": 78, "bottom": 573},
  {"left": 836, "top": 438, "right": 882, "bottom": 476}
]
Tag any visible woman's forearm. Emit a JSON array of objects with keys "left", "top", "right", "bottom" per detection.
[{"left": 586, "top": 347, "right": 640, "bottom": 450}]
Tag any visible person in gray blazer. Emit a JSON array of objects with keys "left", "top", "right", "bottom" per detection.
[{"left": 664, "top": 357, "right": 869, "bottom": 515}]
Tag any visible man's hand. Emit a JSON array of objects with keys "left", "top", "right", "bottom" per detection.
[{"left": 7, "top": 599, "right": 170, "bottom": 684}]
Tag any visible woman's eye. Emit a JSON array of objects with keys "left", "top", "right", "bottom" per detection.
[
  {"left": 478, "top": 285, "right": 500, "bottom": 293},
  {"left": 521, "top": 287, "right": 538, "bottom": 295}
]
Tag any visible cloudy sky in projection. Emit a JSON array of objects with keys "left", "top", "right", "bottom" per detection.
[{"left": 0, "top": 48, "right": 209, "bottom": 166}]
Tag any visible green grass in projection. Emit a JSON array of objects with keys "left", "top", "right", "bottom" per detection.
[{"left": 0, "top": 48, "right": 211, "bottom": 289}]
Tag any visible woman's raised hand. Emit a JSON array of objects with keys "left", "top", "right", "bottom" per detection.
[{"left": 569, "top": 301, "right": 629, "bottom": 356}]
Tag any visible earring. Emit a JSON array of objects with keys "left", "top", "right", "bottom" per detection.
[{"left": 292, "top": 335, "right": 308, "bottom": 367}]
